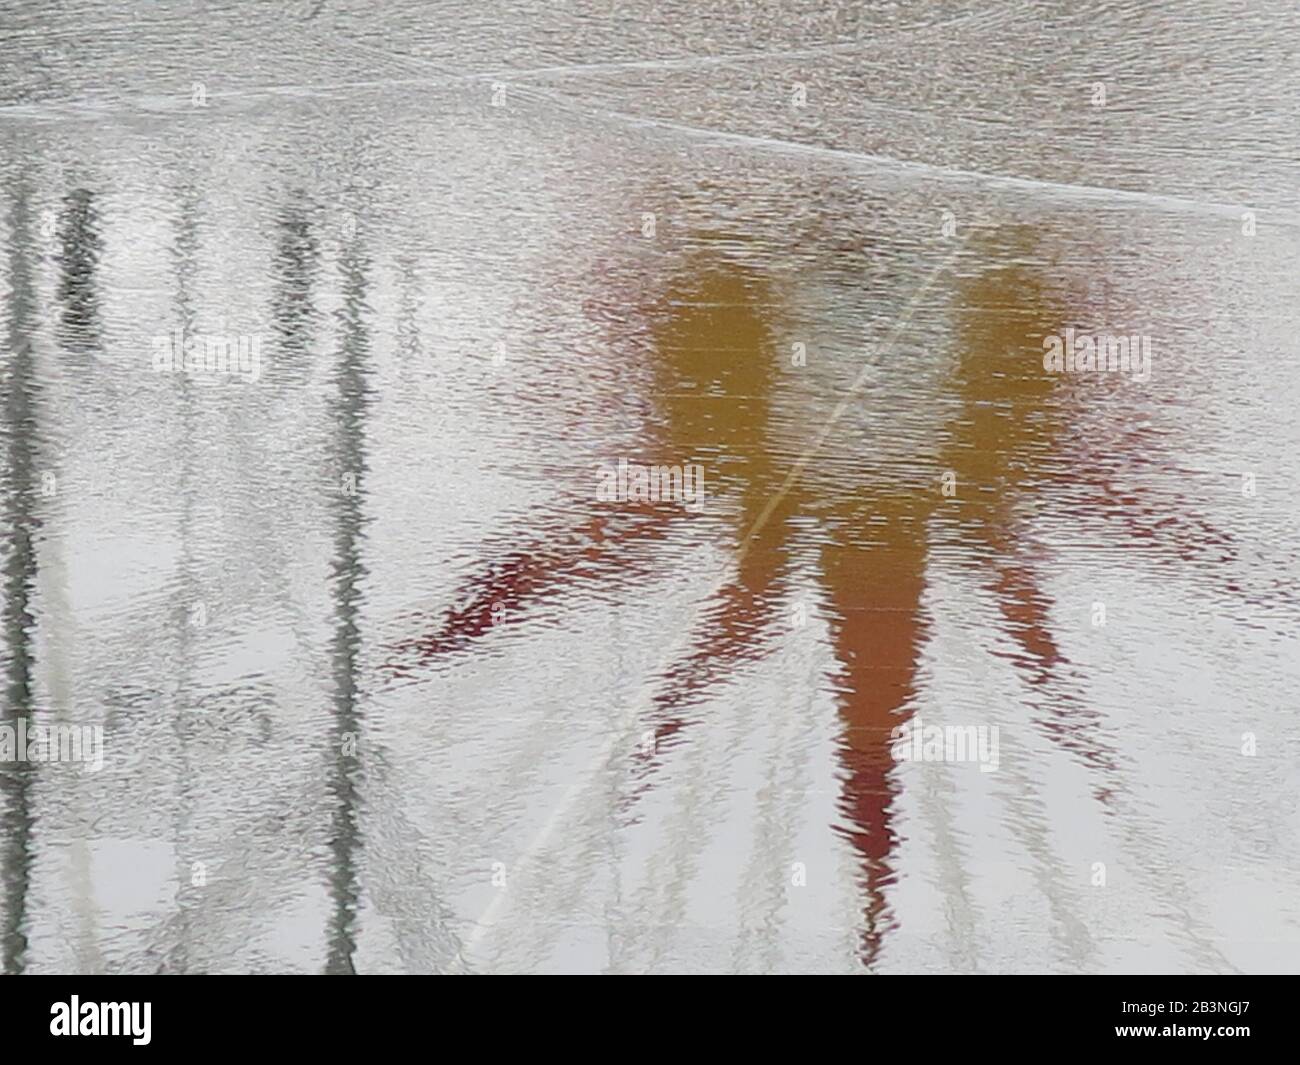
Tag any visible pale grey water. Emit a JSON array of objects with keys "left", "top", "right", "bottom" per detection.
[{"left": 1, "top": 0, "right": 1299, "bottom": 974}]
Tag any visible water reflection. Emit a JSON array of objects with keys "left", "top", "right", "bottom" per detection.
[
  {"left": 4, "top": 0, "right": 1299, "bottom": 974},
  {"left": 272, "top": 195, "right": 321, "bottom": 377},
  {"left": 162, "top": 179, "right": 202, "bottom": 973},
  {"left": 0, "top": 177, "right": 40, "bottom": 974},
  {"left": 939, "top": 233, "right": 1123, "bottom": 788},
  {"left": 383, "top": 216, "right": 1273, "bottom": 967},
  {"left": 326, "top": 227, "right": 371, "bottom": 974},
  {"left": 55, "top": 187, "right": 102, "bottom": 358}
]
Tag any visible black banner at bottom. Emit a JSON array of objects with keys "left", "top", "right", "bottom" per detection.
[{"left": 0, "top": 975, "right": 1288, "bottom": 1051}]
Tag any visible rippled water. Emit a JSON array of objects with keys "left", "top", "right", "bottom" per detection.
[{"left": 1, "top": 0, "right": 1298, "bottom": 974}]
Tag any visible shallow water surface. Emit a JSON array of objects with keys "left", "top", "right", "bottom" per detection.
[{"left": 1, "top": 0, "right": 1298, "bottom": 974}]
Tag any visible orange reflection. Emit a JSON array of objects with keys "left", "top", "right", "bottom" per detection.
[{"left": 384, "top": 224, "right": 1239, "bottom": 966}]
